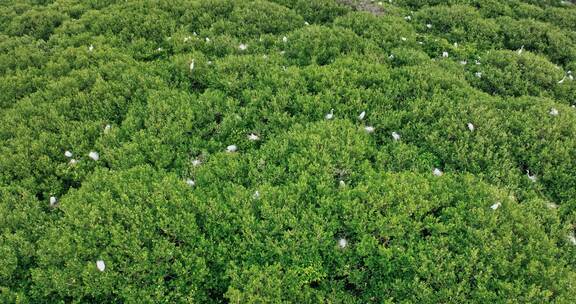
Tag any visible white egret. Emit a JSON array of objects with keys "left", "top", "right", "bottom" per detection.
[
  {"left": 96, "top": 260, "right": 106, "bottom": 272},
  {"left": 88, "top": 151, "right": 99, "bottom": 161},
  {"left": 392, "top": 132, "right": 401, "bottom": 141},
  {"left": 186, "top": 179, "right": 195, "bottom": 187},
  {"left": 325, "top": 109, "right": 334, "bottom": 120},
  {"left": 568, "top": 232, "right": 576, "bottom": 246},
  {"left": 527, "top": 170, "right": 537, "bottom": 182},
  {"left": 550, "top": 108, "right": 559, "bottom": 116},
  {"left": 226, "top": 145, "right": 237, "bottom": 153}
]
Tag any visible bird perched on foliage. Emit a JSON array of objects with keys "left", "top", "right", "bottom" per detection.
[
  {"left": 325, "top": 109, "right": 334, "bottom": 120},
  {"left": 433, "top": 168, "right": 443, "bottom": 176},
  {"left": 527, "top": 170, "right": 537, "bottom": 182},
  {"left": 88, "top": 151, "right": 99, "bottom": 161},
  {"left": 96, "top": 260, "right": 105, "bottom": 272},
  {"left": 226, "top": 145, "right": 237, "bottom": 153}
]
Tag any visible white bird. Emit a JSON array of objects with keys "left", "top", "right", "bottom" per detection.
[
  {"left": 467, "top": 122, "right": 475, "bottom": 132},
  {"left": 253, "top": 190, "right": 260, "bottom": 199},
  {"left": 358, "top": 111, "right": 366, "bottom": 120},
  {"left": 88, "top": 44, "right": 94, "bottom": 52},
  {"left": 248, "top": 133, "right": 260, "bottom": 141},
  {"left": 459, "top": 60, "right": 467, "bottom": 65},
  {"left": 392, "top": 132, "right": 401, "bottom": 141},
  {"left": 88, "top": 151, "right": 99, "bottom": 161},
  {"left": 183, "top": 36, "right": 191, "bottom": 42},
  {"left": 325, "top": 109, "right": 334, "bottom": 120},
  {"left": 517, "top": 45, "right": 524, "bottom": 54},
  {"left": 490, "top": 202, "right": 501, "bottom": 210},
  {"left": 475, "top": 72, "right": 483, "bottom": 78},
  {"left": 339, "top": 180, "right": 346, "bottom": 188},
  {"left": 64, "top": 150, "right": 73, "bottom": 158},
  {"left": 442, "top": 51, "right": 449, "bottom": 58},
  {"left": 433, "top": 168, "right": 443, "bottom": 176},
  {"left": 404, "top": 16, "right": 412, "bottom": 21},
  {"left": 205, "top": 37, "right": 210, "bottom": 43},
  {"left": 426, "top": 23, "right": 433, "bottom": 29},
  {"left": 475, "top": 60, "right": 481, "bottom": 65},
  {"left": 49, "top": 196, "right": 57, "bottom": 207},
  {"left": 156, "top": 47, "right": 163, "bottom": 51},
  {"left": 454, "top": 42, "right": 458, "bottom": 48},
  {"left": 186, "top": 179, "right": 195, "bottom": 187},
  {"left": 401, "top": 37, "right": 407, "bottom": 41},
  {"left": 304, "top": 21, "right": 309, "bottom": 26},
  {"left": 282, "top": 36, "right": 288, "bottom": 43},
  {"left": 365, "top": 126, "right": 375, "bottom": 133},
  {"left": 558, "top": 76, "right": 566, "bottom": 84},
  {"left": 192, "top": 159, "right": 202, "bottom": 167},
  {"left": 550, "top": 108, "right": 559, "bottom": 116},
  {"left": 526, "top": 170, "right": 537, "bottom": 182},
  {"left": 239, "top": 43, "right": 247, "bottom": 51},
  {"left": 338, "top": 238, "right": 348, "bottom": 248},
  {"left": 189, "top": 59, "right": 195, "bottom": 72},
  {"left": 546, "top": 202, "right": 558, "bottom": 209},
  {"left": 567, "top": 232, "right": 576, "bottom": 245},
  {"left": 104, "top": 124, "right": 111, "bottom": 134},
  {"left": 69, "top": 159, "right": 78, "bottom": 166},
  {"left": 96, "top": 260, "right": 106, "bottom": 272},
  {"left": 388, "top": 54, "right": 395, "bottom": 60},
  {"left": 226, "top": 145, "right": 237, "bottom": 153}
]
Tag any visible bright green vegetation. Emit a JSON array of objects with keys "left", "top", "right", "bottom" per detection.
[{"left": 1, "top": 0, "right": 576, "bottom": 302}]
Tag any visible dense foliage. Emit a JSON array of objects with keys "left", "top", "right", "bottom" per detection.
[{"left": 1, "top": 0, "right": 576, "bottom": 302}]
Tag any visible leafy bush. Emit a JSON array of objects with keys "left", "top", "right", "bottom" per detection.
[{"left": 1, "top": 0, "right": 576, "bottom": 302}]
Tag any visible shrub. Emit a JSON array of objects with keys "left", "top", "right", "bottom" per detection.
[{"left": 1, "top": 0, "right": 576, "bottom": 302}]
